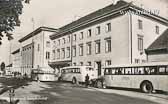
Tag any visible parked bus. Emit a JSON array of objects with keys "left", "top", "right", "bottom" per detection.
[
  {"left": 103, "top": 62, "right": 168, "bottom": 93},
  {"left": 60, "top": 66, "right": 98, "bottom": 84},
  {"left": 31, "top": 67, "right": 57, "bottom": 81}
]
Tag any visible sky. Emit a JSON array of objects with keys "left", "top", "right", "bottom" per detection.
[{"left": 0, "top": 0, "right": 168, "bottom": 65}]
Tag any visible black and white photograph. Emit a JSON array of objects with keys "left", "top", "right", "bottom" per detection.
[{"left": 0, "top": 0, "right": 168, "bottom": 104}]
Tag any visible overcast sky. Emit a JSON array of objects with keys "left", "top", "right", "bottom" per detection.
[{"left": 0, "top": 0, "right": 168, "bottom": 64}]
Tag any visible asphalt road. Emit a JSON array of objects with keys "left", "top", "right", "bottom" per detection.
[{"left": 0, "top": 81, "right": 167, "bottom": 104}]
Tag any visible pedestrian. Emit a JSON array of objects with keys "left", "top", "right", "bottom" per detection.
[{"left": 85, "top": 74, "right": 89, "bottom": 87}]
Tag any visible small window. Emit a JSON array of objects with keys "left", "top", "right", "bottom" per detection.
[
  {"left": 46, "top": 41, "right": 50, "bottom": 47},
  {"left": 37, "top": 44, "right": 40, "bottom": 51},
  {"left": 67, "top": 35, "right": 70, "bottom": 43},
  {"left": 95, "top": 40, "right": 101, "bottom": 54},
  {"left": 79, "top": 32, "right": 84, "bottom": 40},
  {"left": 86, "top": 42, "right": 91, "bottom": 55},
  {"left": 87, "top": 62, "right": 91, "bottom": 66},
  {"left": 73, "top": 34, "right": 76, "bottom": 41},
  {"left": 105, "top": 38, "right": 111, "bottom": 53},
  {"left": 138, "top": 35, "right": 143, "bottom": 51},
  {"left": 156, "top": 26, "right": 159, "bottom": 34},
  {"left": 58, "top": 39, "right": 60, "bottom": 46},
  {"left": 80, "top": 62, "right": 83, "bottom": 66},
  {"left": 106, "top": 23, "right": 111, "bottom": 32},
  {"left": 87, "top": 29, "right": 92, "bottom": 37},
  {"left": 72, "top": 46, "right": 76, "bottom": 57},
  {"left": 62, "top": 38, "right": 66, "bottom": 44},
  {"left": 105, "top": 60, "right": 111, "bottom": 66},
  {"left": 57, "top": 49, "right": 60, "bottom": 59},
  {"left": 79, "top": 44, "right": 84, "bottom": 56},
  {"left": 66, "top": 47, "right": 70, "bottom": 58},
  {"left": 62, "top": 48, "right": 65, "bottom": 59},
  {"left": 138, "top": 19, "right": 143, "bottom": 30},
  {"left": 96, "top": 26, "right": 101, "bottom": 35}
]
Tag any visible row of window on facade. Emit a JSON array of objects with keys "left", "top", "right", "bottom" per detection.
[
  {"left": 53, "top": 38, "right": 112, "bottom": 60},
  {"left": 72, "top": 60, "right": 111, "bottom": 67},
  {"left": 138, "top": 19, "right": 160, "bottom": 34},
  {"left": 53, "top": 20, "right": 160, "bottom": 46}
]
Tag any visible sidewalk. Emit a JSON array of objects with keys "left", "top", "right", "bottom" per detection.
[{"left": 91, "top": 88, "right": 168, "bottom": 104}]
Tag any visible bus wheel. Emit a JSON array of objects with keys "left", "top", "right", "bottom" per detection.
[
  {"left": 72, "top": 77, "right": 77, "bottom": 84},
  {"left": 141, "top": 81, "right": 153, "bottom": 93},
  {"left": 97, "top": 80, "right": 102, "bottom": 88}
]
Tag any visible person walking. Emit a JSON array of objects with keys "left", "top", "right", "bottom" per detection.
[{"left": 85, "top": 74, "right": 89, "bottom": 87}]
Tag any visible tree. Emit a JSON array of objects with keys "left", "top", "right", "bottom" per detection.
[
  {"left": 1, "top": 62, "right": 5, "bottom": 72},
  {"left": 0, "top": 0, "right": 30, "bottom": 45}
]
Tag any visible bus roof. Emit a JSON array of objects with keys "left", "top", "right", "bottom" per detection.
[
  {"left": 103, "top": 62, "right": 168, "bottom": 69},
  {"left": 61, "top": 66, "right": 94, "bottom": 69}
]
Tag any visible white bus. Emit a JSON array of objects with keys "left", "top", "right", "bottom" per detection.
[
  {"left": 31, "top": 67, "right": 57, "bottom": 81},
  {"left": 60, "top": 66, "right": 98, "bottom": 84},
  {"left": 103, "top": 62, "right": 168, "bottom": 93}
]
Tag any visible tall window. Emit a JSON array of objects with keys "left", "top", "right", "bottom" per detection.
[
  {"left": 95, "top": 40, "right": 101, "bottom": 54},
  {"left": 46, "top": 41, "right": 50, "bottom": 47},
  {"left": 67, "top": 35, "right": 70, "bottom": 43},
  {"left": 58, "top": 39, "right": 60, "bottom": 46},
  {"left": 105, "top": 38, "right": 111, "bottom": 53},
  {"left": 73, "top": 63, "right": 76, "bottom": 66},
  {"left": 86, "top": 42, "right": 91, "bottom": 55},
  {"left": 61, "top": 48, "right": 65, "bottom": 59},
  {"left": 105, "top": 60, "right": 111, "bottom": 66},
  {"left": 67, "top": 47, "right": 70, "bottom": 58},
  {"left": 72, "top": 46, "right": 76, "bottom": 57},
  {"left": 156, "top": 26, "right": 159, "bottom": 34},
  {"left": 52, "top": 50, "right": 56, "bottom": 60},
  {"left": 138, "top": 19, "right": 143, "bottom": 30},
  {"left": 46, "top": 52, "right": 50, "bottom": 59},
  {"left": 96, "top": 26, "right": 101, "bottom": 35},
  {"left": 87, "top": 29, "right": 92, "bottom": 37},
  {"left": 106, "top": 23, "right": 111, "bottom": 32},
  {"left": 73, "top": 34, "right": 76, "bottom": 41},
  {"left": 57, "top": 49, "right": 60, "bottom": 59},
  {"left": 37, "top": 44, "right": 40, "bottom": 51},
  {"left": 62, "top": 38, "right": 66, "bottom": 44},
  {"left": 79, "top": 32, "right": 84, "bottom": 40},
  {"left": 79, "top": 44, "right": 84, "bottom": 56},
  {"left": 138, "top": 35, "right": 143, "bottom": 51}
]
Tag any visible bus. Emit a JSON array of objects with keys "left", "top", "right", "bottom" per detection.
[
  {"left": 103, "top": 62, "right": 168, "bottom": 93},
  {"left": 31, "top": 67, "right": 57, "bottom": 81},
  {"left": 60, "top": 66, "right": 98, "bottom": 84}
]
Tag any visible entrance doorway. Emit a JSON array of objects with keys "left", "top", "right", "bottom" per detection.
[{"left": 95, "top": 61, "right": 101, "bottom": 76}]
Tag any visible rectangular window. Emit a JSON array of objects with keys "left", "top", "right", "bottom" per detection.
[
  {"left": 79, "top": 44, "right": 84, "bottom": 56},
  {"left": 52, "top": 50, "right": 56, "bottom": 60},
  {"left": 67, "top": 47, "right": 70, "bottom": 58},
  {"left": 86, "top": 42, "right": 91, "bottom": 55},
  {"left": 79, "top": 32, "right": 84, "bottom": 40},
  {"left": 62, "top": 48, "right": 65, "bottom": 59},
  {"left": 138, "top": 19, "right": 143, "bottom": 30},
  {"left": 58, "top": 39, "right": 60, "bottom": 46},
  {"left": 62, "top": 38, "right": 66, "bottom": 44},
  {"left": 80, "top": 62, "right": 83, "bottom": 66},
  {"left": 37, "top": 44, "right": 40, "bottom": 51},
  {"left": 96, "top": 26, "right": 101, "bottom": 35},
  {"left": 106, "top": 23, "right": 111, "bottom": 32},
  {"left": 72, "top": 46, "right": 76, "bottom": 57},
  {"left": 73, "top": 63, "right": 76, "bottom": 66},
  {"left": 57, "top": 49, "right": 60, "bottom": 59},
  {"left": 105, "top": 38, "right": 111, "bottom": 53},
  {"left": 67, "top": 35, "right": 70, "bottom": 43},
  {"left": 156, "top": 26, "right": 159, "bottom": 34},
  {"left": 95, "top": 40, "right": 101, "bottom": 54},
  {"left": 138, "top": 35, "right": 143, "bottom": 51},
  {"left": 46, "top": 52, "right": 50, "bottom": 59},
  {"left": 73, "top": 34, "right": 76, "bottom": 41},
  {"left": 105, "top": 60, "right": 111, "bottom": 66},
  {"left": 87, "top": 62, "right": 92, "bottom": 66},
  {"left": 87, "top": 29, "right": 92, "bottom": 37},
  {"left": 135, "top": 59, "right": 140, "bottom": 63},
  {"left": 46, "top": 41, "right": 50, "bottom": 47}
]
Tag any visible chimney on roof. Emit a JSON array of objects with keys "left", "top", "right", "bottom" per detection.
[{"left": 112, "top": 0, "right": 118, "bottom": 5}]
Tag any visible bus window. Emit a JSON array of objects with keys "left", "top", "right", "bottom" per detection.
[
  {"left": 158, "top": 67, "right": 166, "bottom": 75},
  {"left": 125, "top": 68, "right": 132, "bottom": 75}
]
